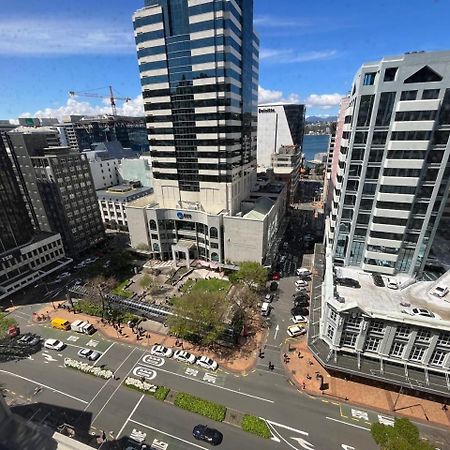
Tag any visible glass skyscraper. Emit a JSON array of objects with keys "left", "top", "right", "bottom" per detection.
[{"left": 133, "top": 0, "right": 259, "bottom": 214}]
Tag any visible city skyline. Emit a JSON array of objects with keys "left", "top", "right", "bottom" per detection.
[{"left": 1, "top": 0, "right": 449, "bottom": 119}]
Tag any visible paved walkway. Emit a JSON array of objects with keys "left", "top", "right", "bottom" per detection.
[
  {"left": 284, "top": 337, "right": 450, "bottom": 428},
  {"left": 36, "top": 303, "right": 263, "bottom": 374}
]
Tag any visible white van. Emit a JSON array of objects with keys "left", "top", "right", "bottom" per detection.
[
  {"left": 296, "top": 268, "right": 311, "bottom": 277},
  {"left": 261, "top": 302, "right": 271, "bottom": 316}
]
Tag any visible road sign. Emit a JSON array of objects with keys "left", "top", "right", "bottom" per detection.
[
  {"left": 133, "top": 366, "right": 157, "bottom": 381},
  {"left": 142, "top": 354, "right": 165, "bottom": 367}
]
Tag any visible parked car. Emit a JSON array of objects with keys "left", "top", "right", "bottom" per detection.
[
  {"left": 269, "top": 281, "right": 279, "bottom": 291},
  {"left": 294, "top": 298, "right": 309, "bottom": 307},
  {"left": 336, "top": 278, "right": 360, "bottom": 288},
  {"left": 293, "top": 292, "right": 310, "bottom": 302},
  {"left": 295, "top": 279, "right": 307, "bottom": 288},
  {"left": 261, "top": 302, "right": 271, "bottom": 317},
  {"left": 295, "top": 286, "right": 307, "bottom": 293},
  {"left": 411, "top": 307, "right": 435, "bottom": 318},
  {"left": 271, "top": 272, "right": 281, "bottom": 281},
  {"left": 196, "top": 356, "right": 218, "bottom": 371},
  {"left": 264, "top": 293, "right": 274, "bottom": 303},
  {"left": 17, "top": 334, "right": 40, "bottom": 346},
  {"left": 77, "top": 348, "right": 101, "bottom": 361},
  {"left": 372, "top": 273, "right": 385, "bottom": 287},
  {"left": 431, "top": 285, "right": 449, "bottom": 298},
  {"left": 387, "top": 278, "right": 399, "bottom": 290},
  {"left": 287, "top": 324, "right": 306, "bottom": 337},
  {"left": 173, "top": 350, "right": 196, "bottom": 364},
  {"left": 151, "top": 344, "right": 173, "bottom": 358},
  {"left": 291, "top": 315, "right": 307, "bottom": 324},
  {"left": 43, "top": 339, "right": 65, "bottom": 351},
  {"left": 192, "top": 425, "right": 223, "bottom": 446},
  {"left": 296, "top": 268, "right": 311, "bottom": 277},
  {"left": 291, "top": 305, "right": 309, "bottom": 316}
]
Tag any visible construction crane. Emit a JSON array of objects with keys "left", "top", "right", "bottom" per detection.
[{"left": 68, "top": 85, "right": 131, "bottom": 116}]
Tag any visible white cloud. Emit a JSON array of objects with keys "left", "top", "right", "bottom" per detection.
[
  {"left": 0, "top": 18, "right": 134, "bottom": 55},
  {"left": 259, "top": 86, "right": 343, "bottom": 110},
  {"left": 22, "top": 96, "right": 144, "bottom": 121},
  {"left": 260, "top": 48, "right": 337, "bottom": 64},
  {"left": 254, "top": 16, "right": 305, "bottom": 28}
]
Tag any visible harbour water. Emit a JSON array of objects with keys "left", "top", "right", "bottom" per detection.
[{"left": 303, "top": 134, "right": 331, "bottom": 165}]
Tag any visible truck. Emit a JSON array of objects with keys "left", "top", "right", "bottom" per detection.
[
  {"left": 70, "top": 320, "right": 95, "bottom": 335},
  {"left": 51, "top": 318, "right": 71, "bottom": 331}
]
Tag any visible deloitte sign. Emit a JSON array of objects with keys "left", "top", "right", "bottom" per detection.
[{"left": 258, "top": 107, "right": 276, "bottom": 113}]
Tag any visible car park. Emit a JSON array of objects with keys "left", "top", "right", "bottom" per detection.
[
  {"left": 296, "top": 268, "right": 311, "bottom": 277},
  {"left": 336, "top": 278, "right": 360, "bottom": 288},
  {"left": 387, "top": 278, "right": 399, "bottom": 290},
  {"left": 291, "top": 315, "right": 307, "bottom": 324},
  {"left": 77, "top": 348, "right": 102, "bottom": 361},
  {"left": 43, "top": 339, "right": 65, "bottom": 351},
  {"left": 411, "top": 307, "right": 435, "bottom": 318},
  {"left": 431, "top": 285, "right": 449, "bottom": 297},
  {"left": 17, "top": 334, "right": 40, "bottom": 346},
  {"left": 151, "top": 344, "right": 173, "bottom": 358},
  {"left": 372, "top": 273, "right": 385, "bottom": 287},
  {"left": 287, "top": 324, "right": 306, "bottom": 337},
  {"left": 192, "top": 425, "right": 223, "bottom": 446},
  {"left": 295, "top": 279, "right": 307, "bottom": 288},
  {"left": 196, "top": 356, "right": 218, "bottom": 371},
  {"left": 173, "top": 350, "right": 196, "bottom": 364}
]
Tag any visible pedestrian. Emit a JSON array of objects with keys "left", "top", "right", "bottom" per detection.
[
  {"left": 297, "top": 351, "right": 302, "bottom": 358},
  {"left": 306, "top": 373, "right": 311, "bottom": 380},
  {"left": 101, "top": 430, "right": 106, "bottom": 442},
  {"left": 302, "top": 382, "right": 306, "bottom": 390},
  {"left": 268, "top": 361, "right": 272, "bottom": 370},
  {"left": 442, "top": 404, "right": 448, "bottom": 411}
]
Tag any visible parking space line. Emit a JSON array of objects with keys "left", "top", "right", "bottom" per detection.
[
  {"left": 93, "top": 342, "right": 115, "bottom": 366},
  {"left": 325, "top": 416, "right": 370, "bottom": 431},
  {"left": 116, "top": 393, "right": 145, "bottom": 438},
  {"left": 129, "top": 418, "right": 209, "bottom": 450},
  {"left": 0, "top": 369, "right": 88, "bottom": 404}
]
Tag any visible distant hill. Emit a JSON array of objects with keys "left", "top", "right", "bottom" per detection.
[{"left": 305, "top": 115, "right": 337, "bottom": 123}]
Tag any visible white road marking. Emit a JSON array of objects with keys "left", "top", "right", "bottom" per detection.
[
  {"left": 274, "top": 324, "right": 280, "bottom": 340},
  {"left": 93, "top": 342, "right": 115, "bottom": 367},
  {"left": 267, "top": 423, "right": 301, "bottom": 450},
  {"left": 116, "top": 394, "right": 145, "bottom": 438},
  {"left": 325, "top": 417, "right": 370, "bottom": 431},
  {"left": 141, "top": 354, "right": 165, "bottom": 367},
  {"left": 351, "top": 409, "right": 369, "bottom": 421},
  {"left": 341, "top": 445, "right": 356, "bottom": 450},
  {"left": 291, "top": 437, "right": 315, "bottom": 449},
  {"left": 139, "top": 361, "right": 274, "bottom": 404},
  {"left": 129, "top": 419, "right": 209, "bottom": 450},
  {"left": 42, "top": 353, "right": 58, "bottom": 362},
  {"left": 266, "top": 419, "right": 308, "bottom": 436},
  {"left": 378, "top": 414, "right": 395, "bottom": 426},
  {"left": 133, "top": 366, "right": 157, "bottom": 380},
  {"left": 0, "top": 369, "right": 88, "bottom": 404}
]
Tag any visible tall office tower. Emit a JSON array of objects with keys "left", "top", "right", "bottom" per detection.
[
  {"left": 7, "top": 128, "right": 104, "bottom": 257},
  {"left": 133, "top": 0, "right": 259, "bottom": 215},
  {"left": 328, "top": 51, "right": 450, "bottom": 277},
  {"left": 257, "top": 103, "right": 305, "bottom": 169},
  {"left": 0, "top": 137, "right": 70, "bottom": 300},
  {"left": 127, "top": 0, "right": 286, "bottom": 266}
]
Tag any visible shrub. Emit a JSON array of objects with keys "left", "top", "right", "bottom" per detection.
[
  {"left": 154, "top": 386, "right": 170, "bottom": 401},
  {"left": 64, "top": 358, "right": 113, "bottom": 379},
  {"left": 124, "top": 377, "right": 157, "bottom": 394},
  {"left": 174, "top": 392, "right": 226, "bottom": 422},
  {"left": 241, "top": 415, "right": 271, "bottom": 439}
]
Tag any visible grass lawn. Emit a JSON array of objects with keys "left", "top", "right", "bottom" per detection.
[
  {"left": 0, "top": 312, "right": 17, "bottom": 338},
  {"left": 182, "top": 278, "right": 231, "bottom": 294},
  {"left": 112, "top": 279, "right": 133, "bottom": 298}
]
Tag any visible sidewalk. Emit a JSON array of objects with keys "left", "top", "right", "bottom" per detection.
[
  {"left": 36, "top": 303, "right": 263, "bottom": 374},
  {"left": 284, "top": 337, "right": 450, "bottom": 428}
]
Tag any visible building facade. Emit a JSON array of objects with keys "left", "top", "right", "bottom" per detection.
[
  {"left": 328, "top": 51, "right": 450, "bottom": 277},
  {"left": 257, "top": 103, "right": 305, "bottom": 169},
  {"left": 7, "top": 128, "right": 104, "bottom": 257},
  {"left": 271, "top": 145, "right": 301, "bottom": 204}
]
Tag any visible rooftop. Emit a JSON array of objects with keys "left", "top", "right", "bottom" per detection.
[
  {"left": 243, "top": 196, "right": 275, "bottom": 220},
  {"left": 96, "top": 184, "right": 152, "bottom": 200},
  {"left": 127, "top": 193, "right": 158, "bottom": 208},
  {"left": 331, "top": 266, "right": 450, "bottom": 329}
]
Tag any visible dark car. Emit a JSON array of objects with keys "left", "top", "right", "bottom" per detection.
[
  {"left": 17, "top": 334, "right": 41, "bottom": 346},
  {"left": 291, "top": 305, "right": 309, "bottom": 316},
  {"left": 336, "top": 278, "right": 361, "bottom": 289},
  {"left": 293, "top": 292, "right": 310, "bottom": 302},
  {"left": 193, "top": 425, "right": 223, "bottom": 446},
  {"left": 294, "top": 299, "right": 309, "bottom": 308},
  {"left": 372, "top": 273, "right": 385, "bottom": 287}
]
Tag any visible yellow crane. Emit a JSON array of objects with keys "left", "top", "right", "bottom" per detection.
[{"left": 68, "top": 85, "right": 131, "bottom": 116}]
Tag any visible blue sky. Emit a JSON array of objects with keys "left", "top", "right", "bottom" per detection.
[{"left": 1, "top": 0, "right": 449, "bottom": 119}]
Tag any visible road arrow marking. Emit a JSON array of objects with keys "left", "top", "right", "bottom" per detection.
[
  {"left": 274, "top": 324, "right": 280, "bottom": 340},
  {"left": 266, "top": 420, "right": 308, "bottom": 436},
  {"left": 291, "top": 437, "right": 315, "bottom": 449},
  {"left": 342, "top": 445, "right": 356, "bottom": 450},
  {"left": 27, "top": 355, "right": 34, "bottom": 361},
  {"left": 271, "top": 436, "right": 281, "bottom": 443},
  {"left": 42, "top": 353, "right": 57, "bottom": 362}
]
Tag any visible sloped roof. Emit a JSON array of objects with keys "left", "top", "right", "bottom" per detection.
[{"left": 243, "top": 196, "right": 275, "bottom": 220}]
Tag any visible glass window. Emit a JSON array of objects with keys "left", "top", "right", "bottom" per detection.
[
  {"left": 409, "top": 346, "right": 425, "bottom": 362},
  {"left": 383, "top": 67, "right": 398, "bottom": 82},
  {"left": 368, "top": 320, "right": 384, "bottom": 333},
  {"left": 404, "top": 65, "right": 443, "bottom": 83},
  {"left": 327, "top": 325, "right": 335, "bottom": 339},
  {"left": 390, "top": 341, "right": 406, "bottom": 357},
  {"left": 340, "top": 332, "right": 357, "bottom": 348},
  {"left": 395, "top": 325, "right": 411, "bottom": 338},
  {"left": 376, "top": 92, "right": 396, "bottom": 126},
  {"left": 416, "top": 329, "right": 431, "bottom": 342},
  {"left": 329, "top": 309, "right": 337, "bottom": 321},
  {"left": 430, "top": 350, "right": 446, "bottom": 366},
  {"left": 364, "top": 336, "right": 381, "bottom": 352},
  {"left": 363, "top": 72, "right": 376, "bottom": 85},
  {"left": 422, "top": 89, "right": 440, "bottom": 99},
  {"left": 400, "top": 90, "right": 418, "bottom": 101},
  {"left": 438, "top": 89, "right": 450, "bottom": 125},
  {"left": 437, "top": 332, "right": 450, "bottom": 347},
  {"left": 357, "top": 95, "right": 375, "bottom": 127}
]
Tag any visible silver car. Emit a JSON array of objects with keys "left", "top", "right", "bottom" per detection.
[{"left": 77, "top": 348, "right": 102, "bottom": 361}]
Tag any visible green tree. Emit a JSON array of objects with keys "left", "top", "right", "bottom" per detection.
[
  {"left": 371, "top": 418, "right": 435, "bottom": 450},
  {"left": 230, "top": 261, "right": 267, "bottom": 291},
  {"left": 140, "top": 274, "right": 153, "bottom": 291},
  {"left": 84, "top": 275, "right": 117, "bottom": 319},
  {"left": 233, "top": 284, "right": 260, "bottom": 315},
  {"left": 314, "top": 163, "right": 324, "bottom": 176},
  {"left": 168, "top": 291, "right": 230, "bottom": 346}
]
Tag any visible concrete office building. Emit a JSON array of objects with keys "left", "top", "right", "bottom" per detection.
[
  {"left": 128, "top": 0, "right": 285, "bottom": 266},
  {"left": 271, "top": 145, "right": 301, "bottom": 204},
  {"left": 7, "top": 128, "right": 104, "bottom": 257},
  {"left": 118, "top": 155, "right": 153, "bottom": 188},
  {"left": 257, "top": 103, "right": 305, "bottom": 169},
  {"left": 0, "top": 137, "right": 70, "bottom": 300},
  {"left": 311, "top": 51, "right": 450, "bottom": 397},
  {"left": 327, "top": 51, "right": 450, "bottom": 277}
]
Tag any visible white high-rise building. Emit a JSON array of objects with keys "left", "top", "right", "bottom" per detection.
[{"left": 127, "top": 0, "right": 286, "bottom": 266}]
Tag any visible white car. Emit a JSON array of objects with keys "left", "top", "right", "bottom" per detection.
[
  {"left": 295, "top": 279, "right": 307, "bottom": 288},
  {"left": 196, "top": 356, "right": 218, "bottom": 371},
  {"left": 295, "top": 286, "right": 307, "bottom": 292},
  {"left": 387, "top": 278, "right": 399, "bottom": 290},
  {"left": 151, "top": 344, "right": 173, "bottom": 358},
  {"left": 412, "top": 307, "right": 435, "bottom": 318},
  {"left": 291, "top": 315, "right": 307, "bottom": 324},
  {"left": 43, "top": 339, "right": 65, "bottom": 351},
  {"left": 296, "top": 268, "right": 311, "bottom": 277},
  {"left": 287, "top": 325, "right": 306, "bottom": 337},
  {"left": 264, "top": 293, "right": 273, "bottom": 303},
  {"left": 173, "top": 350, "right": 196, "bottom": 364},
  {"left": 77, "top": 348, "right": 101, "bottom": 361},
  {"left": 431, "top": 285, "right": 449, "bottom": 298}
]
